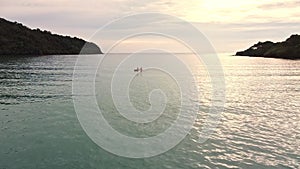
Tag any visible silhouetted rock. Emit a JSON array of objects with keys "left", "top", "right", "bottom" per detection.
[
  {"left": 236, "top": 35, "right": 300, "bottom": 60},
  {"left": 0, "top": 18, "right": 103, "bottom": 56}
]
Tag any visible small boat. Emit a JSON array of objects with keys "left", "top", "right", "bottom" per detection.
[{"left": 134, "top": 68, "right": 139, "bottom": 72}]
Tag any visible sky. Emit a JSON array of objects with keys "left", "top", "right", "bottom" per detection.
[{"left": 1, "top": 0, "right": 300, "bottom": 53}]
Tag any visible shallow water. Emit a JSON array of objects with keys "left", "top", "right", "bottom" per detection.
[{"left": 0, "top": 54, "right": 299, "bottom": 168}]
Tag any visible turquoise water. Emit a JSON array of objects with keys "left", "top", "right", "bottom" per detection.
[{"left": 0, "top": 54, "right": 299, "bottom": 168}]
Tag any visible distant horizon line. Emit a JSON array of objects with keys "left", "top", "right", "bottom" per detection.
[{"left": 100, "top": 52, "right": 234, "bottom": 54}]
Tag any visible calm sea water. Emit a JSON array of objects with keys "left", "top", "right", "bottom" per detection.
[{"left": 0, "top": 54, "right": 299, "bottom": 169}]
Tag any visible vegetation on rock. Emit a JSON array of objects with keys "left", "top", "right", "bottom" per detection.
[
  {"left": 236, "top": 35, "right": 300, "bottom": 60},
  {"left": 0, "top": 18, "right": 102, "bottom": 56}
]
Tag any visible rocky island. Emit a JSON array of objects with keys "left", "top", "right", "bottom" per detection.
[
  {"left": 0, "top": 18, "right": 102, "bottom": 56},
  {"left": 236, "top": 34, "right": 300, "bottom": 60}
]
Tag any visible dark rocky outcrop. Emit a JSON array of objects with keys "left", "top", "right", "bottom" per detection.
[
  {"left": 236, "top": 35, "right": 300, "bottom": 60},
  {"left": 0, "top": 18, "right": 102, "bottom": 56}
]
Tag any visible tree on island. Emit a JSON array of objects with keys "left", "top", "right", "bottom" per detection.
[
  {"left": 236, "top": 34, "right": 300, "bottom": 60},
  {"left": 0, "top": 18, "right": 103, "bottom": 56}
]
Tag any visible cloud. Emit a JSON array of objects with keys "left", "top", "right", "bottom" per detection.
[{"left": 258, "top": 1, "right": 300, "bottom": 9}]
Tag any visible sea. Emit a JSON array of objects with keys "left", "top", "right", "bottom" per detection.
[{"left": 0, "top": 53, "right": 299, "bottom": 169}]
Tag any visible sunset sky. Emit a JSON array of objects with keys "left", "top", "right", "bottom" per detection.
[{"left": 1, "top": 0, "right": 300, "bottom": 53}]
